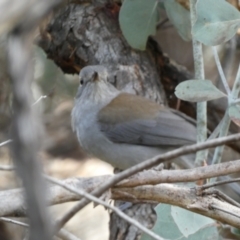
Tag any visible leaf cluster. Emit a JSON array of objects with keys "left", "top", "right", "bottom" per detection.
[{"left": 119, "top": 0, "right": 240, "bottom": 239}]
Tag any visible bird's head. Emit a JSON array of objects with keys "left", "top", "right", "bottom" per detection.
[{"left": 76, "top": 65, "right": 119, "bottom": 103}]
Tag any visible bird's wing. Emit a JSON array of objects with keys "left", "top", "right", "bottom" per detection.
[{"left": 97, "top": 93, "right": 196, "bottom": 146}]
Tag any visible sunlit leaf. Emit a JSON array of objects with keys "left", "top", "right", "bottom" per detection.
[
  {"left": 119, "top": 0, "right": 159, "bottom": 50},
  {"left": 192, "top": 0, "right": 240, "bottom": 46},
  {"left": 140, "top": 204, "right": 219, "bottom": 240},
  {"left": 175, "top": 80, "right": 226, "bottom": 102}
]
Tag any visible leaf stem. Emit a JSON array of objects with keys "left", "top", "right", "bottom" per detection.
[
  {"left": 211, "top": 111, "right": 231, "bottom": 166},
  {"left": 189, "top": 0, "right": 208, "bottom": 166},
  {"left": 211, "top": 64, "right": 240, "bottom": 169},
  {"left": 231, "top": 64, "right": 240, "bottom": 100},
  {"left": 212, "top": 46, "right": 231, "bottom": 95}
]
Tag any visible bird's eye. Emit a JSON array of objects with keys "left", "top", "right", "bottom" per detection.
[{"left": 80, "top": 79, "right": 84, "bottom": 85}]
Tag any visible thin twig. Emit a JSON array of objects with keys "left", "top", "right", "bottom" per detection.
[
  {"left": 0, "top": 165, "right": 15, "bottom": 171},
  {"left": 119, "top": 159, "right": 240, "bottom": 188},
  {"left": 207, "top": 117, "right": 222, "bottom": 140},
  {"left": 0, "top": 217, "right": 81, "bottom": 240},
  {"left": 204, "top": 189, "right": 240, "bottom": 208},
  {"left": 32, "top": 95, "right": 47, "bottom": 106},
  {"left": 210, "top": 204, "right": 240, "bottom": 219},
  {"left": 46, "top": 176, "right": 163, "bottom": 240},
  {"left": 211, "top": 112, "right": 231, "bottom": 165},
  {"left": 201, "top": 178, "right": 240, "bottom": 190},
  {"left": 208, "top": 112, "right": 230, "bottom": 142},
  {"left": 0, "top": 95, "right": 47, "bottom": 154},
  {"left": 232, "top": 64, "right": 240, "bottom": 100},
  {"left": 54, "top": 133, "right": 240, "bottom": 232},
  {"left": 212, "top": 64, "right": 240, "bottom": 167},
  {"left": 0, "top": 95, "right": 48, "bottom": 151},
  {"left": 212, "top": 46, "right": 231, "bottom": 95},
  {"left": 0, "top": 217, "right": 28, "bottom": 227},
  {"left": 0, "top": 139, "right": 12, "bottom": 147}
]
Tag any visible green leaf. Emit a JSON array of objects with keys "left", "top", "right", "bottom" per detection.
[
  {"left": 192, "top": 0, "right": 240, "bottom": 46},
  {"left": 140, "top": 204, "right": 183, "bottom": 240},
  {"left": 229, "top": 104, "right": 240, "bottom": 127},
  {"left": 231, "top": 226, "right": 240, "bottom": 237},
  {"left": 164, "top": 0, "right": 191, "bottom": 41},
  {"left": 171, "top": 206, "right": 214, "bottom": 237},
  {"left": 175, "top": 80, "right": 226, "bottom": 102},
  {"left": 119, "top": 0, "right": 159, "bottom": 50},
  {"left": 140, "top": 204, "right": 219, "bottom": 240}
]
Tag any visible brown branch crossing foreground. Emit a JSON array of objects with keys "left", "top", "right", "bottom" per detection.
[{"left": 1, "top": 155, "right": 240, "bottom": 228}]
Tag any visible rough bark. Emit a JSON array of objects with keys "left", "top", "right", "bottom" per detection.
[
  {"left": 37, "top": 1, "right": 240, "bottom": 239},
  {"left": 38, "top": 2, "right": 197, "bottom": 116}
]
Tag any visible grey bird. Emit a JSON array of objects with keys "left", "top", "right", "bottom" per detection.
[{"left": 71, "top": 65, "right": 197, "bottom": 169}]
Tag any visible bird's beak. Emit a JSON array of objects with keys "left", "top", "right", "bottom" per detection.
[{"left": 92, "top": 71, "right": 99, "bottom": 82}]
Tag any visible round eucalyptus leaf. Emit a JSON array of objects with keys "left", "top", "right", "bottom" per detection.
[
  {"left": 140, "top": 204, "right": 183, "bottom": 240},
  {"left": 175, "top": 80, "right": 226, "bottom": 102},
  {"left": 164, "top": 0, "right": 191, "bottom": 41},
  {"left": 140, "top": 204, "right": 219, "bottom": 240},
  {"left": 192, "top": 0, "right": 240, "bottom": 46},
  {"left": 171, "top": 206, "right": 215, "bottom": 237},
  {"left": 119, "top": 0, "right": 159, "bottom": 50}
]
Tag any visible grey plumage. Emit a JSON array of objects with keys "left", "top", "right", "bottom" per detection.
[
  {"left": 98, "top": 94, "right": 196, "bottom": 146},
  {"left": 71, "top": 65, "right": 196, "bottom": 169}
]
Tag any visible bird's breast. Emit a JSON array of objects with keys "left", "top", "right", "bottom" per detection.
[{"left": 71, "top": 98, "right": 116, "bottom": 155}]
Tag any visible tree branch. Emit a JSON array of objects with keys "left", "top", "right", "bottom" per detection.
[
  {"left": 112, "top": 184, "right": 240, "bottom": 228},
  {"left": 6, "top": 0, "right": 63, "bottom": 239},
  {"left": 1, "top": 155, "right": 240, "bottom": 228},
  {"left": 119, "top": 159, "right": 240, "bottom": 187}
]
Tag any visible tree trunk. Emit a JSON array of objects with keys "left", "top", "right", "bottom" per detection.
[
  {"left": 37, "top": 1, "right": 240, "bottom": 239},
  {"left": 38, "top": 2, "right": 196, "bottom": 116}
]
